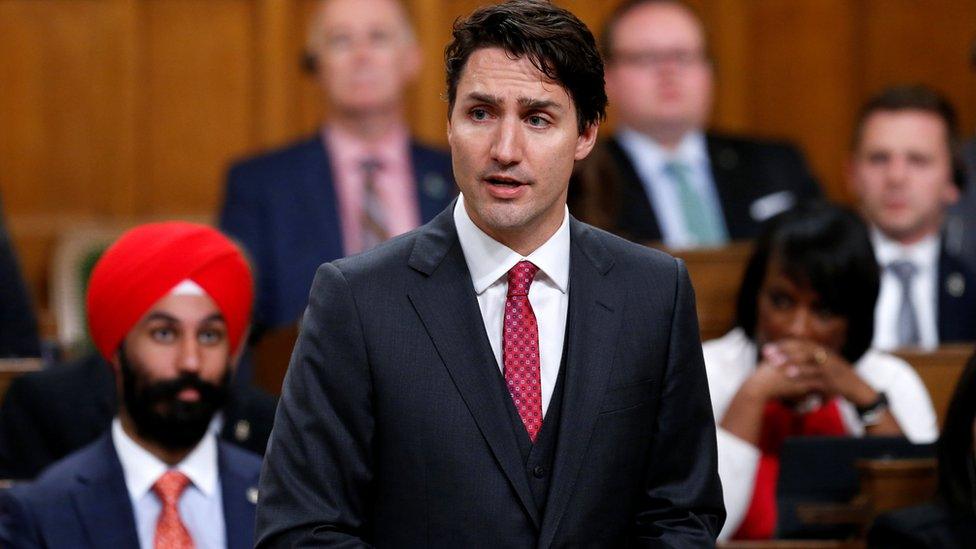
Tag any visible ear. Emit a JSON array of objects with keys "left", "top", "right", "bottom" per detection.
[
  {"left": 943, "top": 179, "right": 961, "bottom": 206},
  {"left": 574, "top": 122, "right": 600, "bottom": 161}
]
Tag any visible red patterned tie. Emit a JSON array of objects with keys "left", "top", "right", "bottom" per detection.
[
  {"left": 152, "top": 470, "right": 195, "bottom": 549},
  {"left": 503, "top": 260, "right": 543, "bottom": 442}
]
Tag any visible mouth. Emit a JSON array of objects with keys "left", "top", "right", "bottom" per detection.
[
  {"left": 482, "top": 175, "right": 529, "bottom": 199},
  {"left": 177, "top": 387, "right": 202, "bottom": 402}
]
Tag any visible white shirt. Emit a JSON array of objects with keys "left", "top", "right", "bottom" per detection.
[
  {"left": 615, "top": 128, "right": 729, "bottom": 248},
  {"left": 112, "top": 419, "right": 226, "bottom": 549},
  {"left": 871, "top": 229, "right": 940, "bottom": 351},
  {"left": 702, "top": 328, "right": 938, "bottom": 540},
  {"left": 453, "top": 194, "right": 570, "bottom": 415}
]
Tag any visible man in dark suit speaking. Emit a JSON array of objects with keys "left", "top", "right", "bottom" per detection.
[{"left": 256, "top": 1, "right": 725, "bottom": 546}]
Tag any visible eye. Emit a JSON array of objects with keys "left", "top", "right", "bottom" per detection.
[
  {"left": 767, "top": 290, "right": 794, "bottom": 310},
  {"left": 198, "top": 327, "right": 226, "bottom": 346},
  {"left": 526, "top": 114, "right": 551, "bottom": 128},
  {"left": 470, "top": 108, "right": 490, "bottom": 121},
  {"left": 327, "top": 33, "right": 352, "bottom": 51},
  {"left": 369, "top": 29, "right": 393, "bottom": 47},
  {"left": 150, "top": 327, "right": 177, "bottom": 343}
]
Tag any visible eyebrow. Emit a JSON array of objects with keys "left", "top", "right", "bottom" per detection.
[
  {"left": 465, "top": 92, "right": 564, "bottom": 112},
  {"left": 143, "top": 312, "right": 226, "bottom": 325}
]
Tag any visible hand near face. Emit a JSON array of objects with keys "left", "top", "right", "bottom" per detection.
[
  {"left": 745, "top": 342, "right": 826, "bottom": 401},
  {"left": 765, "top": 339, "right": 876, "bottom": 406}
]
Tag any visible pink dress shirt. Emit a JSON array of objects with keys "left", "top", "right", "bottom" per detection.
[{"left": 323, "top": 124, "right": 422, "bottom": 255}]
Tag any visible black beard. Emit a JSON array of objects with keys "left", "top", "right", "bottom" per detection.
[{"left": 118, "top": 345, "right": 229, "bottom": 451}]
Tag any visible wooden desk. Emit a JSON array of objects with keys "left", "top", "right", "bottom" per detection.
[
  {"left": 894, "top": 345, "right": 973, "bottom": 426},
  {"left": 659, "top": 242, "right": 753, "bottom": 341},
  {"left": 0, "top": 358, "right": 43, "bottom": 404}
]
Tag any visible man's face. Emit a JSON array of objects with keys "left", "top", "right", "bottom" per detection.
[
  {"left": 604, "top": 3, "right": 712, "bottom": 138},
  {"left": 447, "top": 48, "right": 597, "bottom": 248},
  {"left": 309, "top": 0, "right": 420, "bottom": 116},
  {"left": 117, "top": 292, "right": 232, "bottom": 450},
  {"left": 849, "top": 110, "right": 959, "bottom": 244}
]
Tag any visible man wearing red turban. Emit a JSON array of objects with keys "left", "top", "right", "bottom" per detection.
[{"left": 1, "top": 222, "right": 264, "bottom": 549}]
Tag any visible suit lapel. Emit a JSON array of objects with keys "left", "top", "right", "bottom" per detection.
[
  {"left": 406, "top": 205, "right": 541, "bottom": 528},
  {"left": 410, "top": 141, "right": 453, "bottom": 222},
  {"left": 71, "top": 435, "right": 141, "bottom": 549},
  {"left": 706, "top": 134, "right": 750, "bottom": 236},
  {"left": 607, "top": 137, "right": 663, "bottom": 242},
  {"left": 218, "top": 444, "right": 259, "bottom": 549},
  {"left": 937, "top": 242, "right": 976, "bottom": 341},
  {"left": 539, "top": 220, "right": 620, "bottom": 549},
  {"left": 293, "top": 136, "right": 343, "bottom": 262}
]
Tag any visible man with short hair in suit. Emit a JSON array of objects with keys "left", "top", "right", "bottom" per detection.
[
  {"left": 255, "top": 1, "right": 724, "bottom": 546},
  {"left": 219, "top": 0, "right": 455, "bottom": 334},
  {"left": 0, "top": 222, "right": 263, "bottom": 548},
  {"left": 570, "top": 0, "right": 820, "bottom": 248},
  {"left": 848, "top": 85, "right": 976, "bottom": 351}
]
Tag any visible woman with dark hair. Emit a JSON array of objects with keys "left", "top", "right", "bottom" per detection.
[
  {"left": 867, "top": 353, "right": 976, "bottom": 547},
  {"left": 705, "top": 202, "right": 938, "bottom": 540}
]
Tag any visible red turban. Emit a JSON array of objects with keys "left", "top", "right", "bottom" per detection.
[{"left": 86, "top": 221, "right": 254, "bottom": 362}]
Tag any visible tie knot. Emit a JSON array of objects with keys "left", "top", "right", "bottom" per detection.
[
  {"left": 888, "top": 260, "right": 918, "bottom": 282},
  {"left": 153, "top": 470, "right": 191, "bottom": 505},
  {"left": 507, "top": 260, "right": 539, "bottom": 297},
  {"left": 360, "top": 158, "right": 383, "bottom": 175},
  {"left": 664, "top": 160, "right": 691, "bottom": 179}
]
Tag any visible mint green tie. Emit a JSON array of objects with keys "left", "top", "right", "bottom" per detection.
[{"left": 663, "top": 161, "right": 726, "bottom": 246}]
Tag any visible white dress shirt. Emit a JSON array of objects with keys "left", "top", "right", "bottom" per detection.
[
  {"left": 702, "top": 328, "right": 938, "bottom": 540},
  {"left": 112, "top": 418, "right": 226, "bottom": 549},
  {"left": 454, "top": 194, "right": 570, "bottom": 416},
  {"left": 615, "top": 128, "right": 729, "bottom": 248},
  {"left": 871, "top": 228, "right": 940, "bottom": 351}
]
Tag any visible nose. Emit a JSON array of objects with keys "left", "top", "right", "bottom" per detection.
[
  {"left": 884, "top": 156, "right": 909, "bottom": 186},
  {"left": 177, "top": 335, "right": 202, "bottom": 374},
  {"left": 785, "top": 307, "right": 814, "bottom": 339},
  {"left": 490, "top": 116, "right": 524, "bottom": 167}
]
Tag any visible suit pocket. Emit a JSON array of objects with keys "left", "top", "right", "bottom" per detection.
[{"left": 599, "top": 379, "right": 653, "bottom": 414}]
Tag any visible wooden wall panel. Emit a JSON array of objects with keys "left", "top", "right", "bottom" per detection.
[
  {"left": 141, "top": 0, "right": 255, "bottom": 217},
  {"left": 2, "top": 0, "right": 976, "bottom": 334}
]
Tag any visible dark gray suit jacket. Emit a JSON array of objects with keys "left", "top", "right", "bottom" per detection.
[
  {"left": 256, "top": 204, "right": 725, "bottom": 547},
  {"left": 945, "top": 138, "right": 976, "bottom": 273}
]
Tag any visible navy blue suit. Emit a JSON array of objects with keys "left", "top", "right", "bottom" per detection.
[
  {"left": 0, "top": 433, "right": 262, "bottom": 549},
  {"left": 219, "top": 135, "right": 454, "bottom": 331},
  {"left": 937, "top": 241, "right": 976, "bottom": 343}
]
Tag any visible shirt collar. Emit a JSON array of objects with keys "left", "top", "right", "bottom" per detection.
[
  {"left": 870, "top": 226, "right": 941, "bottom": 272},
  {"left": 112, "top": 417, "right": 220, "bottom": 502},
  {"left": 616, "top": 127, "right": 709, "bottom": 171},
  {"left": 322, "top": 122, "right": 410, "bottom": 170},
  {"left": 453, "top": 194, "right": 570, "bottom": 295}
]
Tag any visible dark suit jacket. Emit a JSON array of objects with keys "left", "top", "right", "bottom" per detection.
[
  {"left": 945, "top": 137, "right": 976, "bottom": 273},
  {"left": 255, "top": 204, "right": 725, "bottom": 547},
  {"left": 868, "top": 502, "right": 976, "bottom": 548},
  {"left": 569, "top": 133, "right": 821, "bottom": 243},
  {"left": 0, "top": 197, "right": 40, "bottom": 358},
  {"left": 0, "top": 352, "right": 277, "bottom": 480},
  {"left": 937, "top": 240, "right": 976, "bottom": 343},
  {"left": 0, "top": 432, "right": 262, "bottom": 548},
  {"left": 219, "top": 135, "right": 455, "bottom": 331}
]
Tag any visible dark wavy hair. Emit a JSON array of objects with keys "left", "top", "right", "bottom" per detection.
[
  {"left": 444, "top": 0, "right": 607, "bottom": 134},
  {"left": 735, "top": 201, "right": 880, "bottom": 363},
  {"left": 936, "top": 353, "right": 976, "bottom": 516}
]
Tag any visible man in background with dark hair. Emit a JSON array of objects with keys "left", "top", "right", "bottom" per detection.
[
  {"left": 570, "top": 0, "right": 820, "bottom": 248},
  {"left": 255, "top": 1, "right": 724, "bottom": 546},
  {"left": 219, "top": 0, "right": 454, "bottom": 336},
  {"left": 848, "top": 84, "right": 976, "bottom": 351}
]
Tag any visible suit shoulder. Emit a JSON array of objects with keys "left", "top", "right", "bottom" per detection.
[
  {"left": 410, "top": 140, "right": 451, "bottom": 162},
  {"left": 11, "top": 437, "right": 109, "bottom": 501},
  {"left": 577, "top": 221, "right": 679, "bottom": 272},
  {"left": 227, "top": 136, "right": 322, "bottom": 178}
]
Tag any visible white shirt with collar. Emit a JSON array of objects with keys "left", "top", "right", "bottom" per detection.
[
  {"left": 454, "top": 194, "right": 570, "bottom": 416},
  {"left": 871, "top": 228, "right": 940, "bottom": 351},
  {"left": 615, "top": 127, "right": 728, "bottom": 248},
  {"left": 112, "top": 418, "right": 226, "bottom": 549}
]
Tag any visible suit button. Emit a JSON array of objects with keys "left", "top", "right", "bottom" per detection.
[{"left": 532, "top": 465, "right": 546, "bottom": 479}]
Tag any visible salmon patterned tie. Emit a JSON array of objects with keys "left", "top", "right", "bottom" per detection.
[
  {"left": 503, "top": 260, "right": 543, "bottom": 442},
  {"left": 152, "top": 470, "right": 194, "bottom": 549}
]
